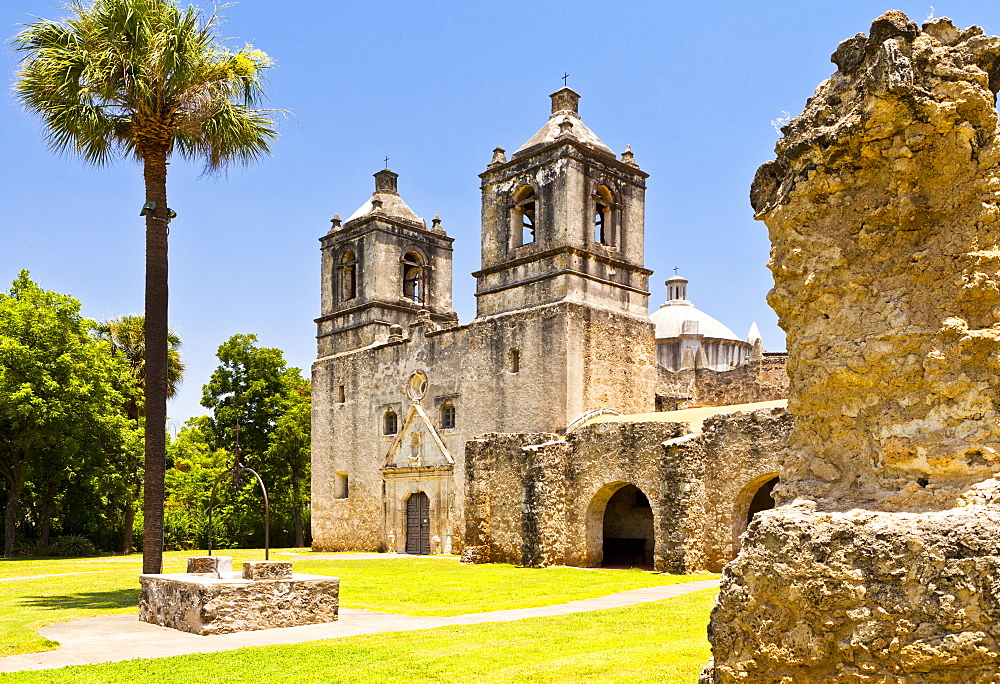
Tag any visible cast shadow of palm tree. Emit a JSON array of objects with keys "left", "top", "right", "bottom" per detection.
[{"left": 22, "top": 588, "right": 138, "bottom": 611}]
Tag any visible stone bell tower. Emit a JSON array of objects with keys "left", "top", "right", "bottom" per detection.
[
  {"left": 475, "top": 87, "right": 652, "bottom": 317},
  {"left": 468, "top": 89, "right": 657, "bottom": 426},
  {"left": 316, "top": 169, "right": 456, "bottom": 355}
]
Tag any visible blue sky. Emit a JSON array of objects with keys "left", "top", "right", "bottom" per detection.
[{"left": 3, "top": 1, "right": 998, "bottom": 428}]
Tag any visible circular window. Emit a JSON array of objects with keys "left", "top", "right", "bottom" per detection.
[{"left": 406, "top": 370, "right": 428, "bottom": 401}]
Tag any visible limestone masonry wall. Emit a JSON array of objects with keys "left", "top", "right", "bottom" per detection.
[
  {"left": 754, "top": 11, "right": 1000, "bottom": 512},
  {"left": 705, "top": 12, "right": 1000, "bottom": 683},
  {"left": 656, "top": 354, "right": 788, "bottom": 411},
  {"left": 464, "top": 407, "right": 788, "bottom": 573}
]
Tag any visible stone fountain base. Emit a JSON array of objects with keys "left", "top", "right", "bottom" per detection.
[{"left": 139, "top": 557, "right": 340, "bottom": 635}]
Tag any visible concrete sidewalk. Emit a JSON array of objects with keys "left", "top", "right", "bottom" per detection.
[{"left": 0, "top": 579, "right": 720, "bottom": 673}]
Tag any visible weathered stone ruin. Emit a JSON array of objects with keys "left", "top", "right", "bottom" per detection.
[
  {"left": 463, "top": 402, "right": 790, "bottom": 573},
  {"left": 704, "top": 11, "right": 1000, "bottom": 682}
]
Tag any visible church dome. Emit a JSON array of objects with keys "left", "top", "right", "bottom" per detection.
[{"left": 650, "top": 275, "right": 742, "bottom": 342}]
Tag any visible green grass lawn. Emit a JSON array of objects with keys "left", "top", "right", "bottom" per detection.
[
  {"left": 0, "top": 549, "right": 717, "bottom": 657},
  {"left": 0, "top": 588, "right": 719, "bottom": 683}
]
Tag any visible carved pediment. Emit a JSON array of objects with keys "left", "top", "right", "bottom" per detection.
[{"left": 384, "top": 403, "right": 454, "bottom": 468}]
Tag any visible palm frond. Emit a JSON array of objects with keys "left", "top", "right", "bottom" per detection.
[{"left": 14, "top": 0, "right": 279, "bottom": 168}]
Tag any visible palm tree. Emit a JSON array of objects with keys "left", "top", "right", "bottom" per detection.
[
  {"left": 15, "top": 0, "right": 277, "bottom": 573},
  {"left": 96, "top": 315, "right": 185, "bottom": 419},
  {"left": 96, "top": 315, "right": 185, "bottom": 552}
]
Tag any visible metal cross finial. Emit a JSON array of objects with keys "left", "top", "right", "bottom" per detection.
[
  {"left": 384, "top": 156, "right": 389, "bottom": 169},
  {"left": 232, "top": 421, "right": 243, "bottom": 452},
  {"left": 562, "top": 72, "right": 569, "bottom": 87},
  {"left": 674, "top": 266, "right": 679, "bottom": 275}
]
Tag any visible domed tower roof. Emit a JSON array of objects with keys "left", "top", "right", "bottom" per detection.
[
  {"left": 649, "top": 274, "right": 743, "bottom": 341},
  {"left": 512, "top": 87, "right": 615, "bottom": 160},
  {"left": 344, "top": 169, "right": 427, "bottom": 230}
]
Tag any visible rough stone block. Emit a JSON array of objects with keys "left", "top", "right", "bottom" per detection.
[
  {"left": 705, "top": 504, "right": 1000, "bottom": 682},
  {"left": 186, "top": 556, "right": 232, "bottom": 574},
  {"left": 459, "top": 545, "right": 489, "bottom": 564},
  {"left": 241, "top": 560, "right": 292, "bottom": 580},
  {"left": 139, "top": 571, "right": 339, "bottom": 635}
]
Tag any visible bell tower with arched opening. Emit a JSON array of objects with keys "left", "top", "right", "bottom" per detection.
[
  {"left": 475, "top": 88, "right": 652, "bottom": 317},
  {"left": 316, "top": 169, "right": 456, "bottom": 355}
]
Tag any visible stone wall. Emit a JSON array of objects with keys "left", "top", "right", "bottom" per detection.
[
  {"left": 656, "top": 354, "right": 788, "bottom": 411},
  {"left": 697, "top": 408, "right": 792, "bottom": 571},
  {"left": 464, "top": 406, "right": 788, "bottom": 573},
  {"left": 704, "top": 12, "right": 1000, "bottom": 683}
]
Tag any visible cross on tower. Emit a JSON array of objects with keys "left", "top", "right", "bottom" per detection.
[
  {"left": 562, "top": 72, "right": 569, "bottom": 87},
  {"left": 384, "top": 156, "right": 389, "bottom": 169},
  {"left": 673, "top": 266, "right": 680, "bottom": 275}
]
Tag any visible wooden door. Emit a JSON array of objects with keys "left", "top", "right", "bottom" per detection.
[{"left": 406, "top": 492, "right": 431, "bottom": 555}]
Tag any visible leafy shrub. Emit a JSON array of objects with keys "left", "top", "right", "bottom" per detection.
[
  {"left": 17, "top": 539, "right": 56, "bottom": 557},
  {"left": 51, "top": 535, "right": 96, "bottom": 557}
]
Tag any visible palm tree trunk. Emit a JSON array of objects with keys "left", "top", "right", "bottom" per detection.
[{"left": 142, "top": 147, "right": 169, "bottom": 575}]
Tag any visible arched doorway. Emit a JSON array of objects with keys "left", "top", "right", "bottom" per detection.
[
  {"left": 406, "top": 491, "right": 430, "bottom": 555},
  {"left": 746, "top": 477, "right": 778, "bottom": 526},
  {"left": 731, "top": 474, "right": 779, "bottom": 554},
  {"left": 600, "top": 484, "right": 654, "bottom": 568}
]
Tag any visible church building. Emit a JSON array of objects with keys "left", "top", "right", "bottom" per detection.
[{"left": 311, "top": 88, "right": 783, "bottom": 557}]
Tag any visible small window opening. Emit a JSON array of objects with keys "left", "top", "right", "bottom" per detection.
[
  {"left": 522, "top": 202, "right": 536, "bottom": 244},
  {"left": 440, "top": 402, "right": 456, "bottom": 429},
  {"left": 340, "top": 250, "right": 357, "bottom": 301},
  {"left": 335, "top": 472, "right": 349, "bottom": 499},
  {"left": 338, "top": 384, "right": 346, "bottom": 403},
  {"left": 594, "top": 185, "right": 614, "bottom": 245},
  {"left": 594, "top": 206, "right": 607, "bottom": 244},
  {"left": 402, "top": 251, "right": 425, "bottom": 303},
  {"left": 509, "top": 349, "right": 520, "bottom": 373},
  {"left": 512, "top": 185, "right": 537, "bottom": 246},
  {"left": 384, "top": 409, "right": 398, "bottom": 435}
]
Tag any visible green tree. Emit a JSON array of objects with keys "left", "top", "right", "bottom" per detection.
[
  {"left": 14, "top": 0, "right": 278, "bottom": 573},
  {"left": 266, "top": 401, "right": 311, "bottom": 547},
  {"left": 95, "top": 315, "right": 185, "bottom": 552},
  {"left": 202, "top": 334, "right": 310, "bottom": 547},
  {"left": 0, "top": 271, "right": 134, "bottom": 557},
  {"left": 163, "top": 415, "right": 230, "bottom": 550}
]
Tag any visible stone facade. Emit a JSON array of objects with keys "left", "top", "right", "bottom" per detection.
[
  {"left": 312, "top": 88, "right": 660, "bottom": 554},
  {"left": 463, "top": 403, "right": 790, "bottom": 573},
  {"left": 311, "top": 88, "right": 788, "bottom": 559},
  {"left": 704, "top": 12, "right": 1000, "bottom": 683}
]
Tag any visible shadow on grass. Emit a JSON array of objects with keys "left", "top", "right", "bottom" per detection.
[{"left": 22, "top": 588, "right": 138, "bottom": 611}]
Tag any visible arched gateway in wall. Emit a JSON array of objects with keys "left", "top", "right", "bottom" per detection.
[
  {"left": 585, "top": 482, "right": 655, "bottom": 568},
  {"left": 731, "top": 474, "right": 779, "bottom": 553}
]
